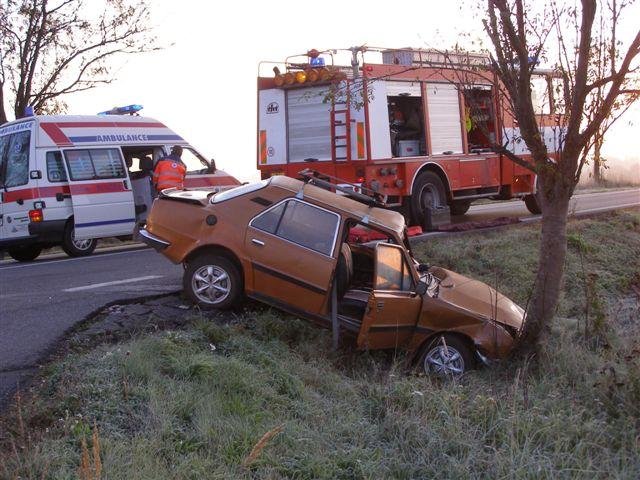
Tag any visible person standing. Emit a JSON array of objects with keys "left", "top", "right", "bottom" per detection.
[{"left": 153, "top": 145, "right": 187, "bottom": 191}]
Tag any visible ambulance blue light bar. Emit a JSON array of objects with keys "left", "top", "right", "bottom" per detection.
[{"left": 98, "top": 104, "right": 143, "bottom": 115}]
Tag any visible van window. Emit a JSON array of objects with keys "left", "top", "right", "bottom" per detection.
[
  {"left": 65, "top": 148, "right": 126, "bottom": 180},
  {"left": 46, "top": 151, "right": 67, "bottom": 182},
  {"left": 181, "top": 148, "right": 209, "bottom": 173},
  {"left": 250, "top": 199, "right": 340, "bottom": 256},
  {"left": 2, "top": 130, "right": 31, "bottom": 188}
]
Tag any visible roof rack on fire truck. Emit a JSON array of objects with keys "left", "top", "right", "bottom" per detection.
[{"left": 298, "top": 169, "right": 388, "bottom": 208}]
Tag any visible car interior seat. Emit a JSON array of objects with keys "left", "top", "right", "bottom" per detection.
[{"left": 335, "top": 242, "right": 354, "bottom": 300}]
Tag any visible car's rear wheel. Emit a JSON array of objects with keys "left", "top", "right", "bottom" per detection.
[
  {"left": 61, "top": 223, "right": 97, "bottom": 257},
  {"left": 420, "top": 335, "right": 474, "bottom": 379},
  {"left": 183, "top": 254, "right": 242, "bottom": 309},
  {"left": 7, "top": 244, "right": 43, "bottom": 262}
]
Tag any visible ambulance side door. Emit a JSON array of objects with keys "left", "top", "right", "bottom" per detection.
[{"left": 63, "top": 147, "right": 136, "bottom": 240}]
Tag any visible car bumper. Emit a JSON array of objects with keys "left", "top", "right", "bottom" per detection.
[
  {"left": 138, "top": 228, "right": 170, "bottom": 251},
  {"left": 1, "top": 220, "right": 66, "bottom": 249}
]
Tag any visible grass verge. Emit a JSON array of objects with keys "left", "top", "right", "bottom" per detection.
[{"left": 1, "top": 210, "right": 639, "bottom": 479}]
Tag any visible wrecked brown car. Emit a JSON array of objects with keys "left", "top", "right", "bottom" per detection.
[{"left": 140, "top": 174, "right": 524, "bottom": 377}]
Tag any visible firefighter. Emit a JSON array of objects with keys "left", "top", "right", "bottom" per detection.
[{"left": 153, "top": 145, "right": 187, "bottom": 191}]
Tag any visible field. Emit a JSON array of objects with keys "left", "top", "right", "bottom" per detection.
[{"left": 1, "top": 210, "right": 639, "bottom": 479}]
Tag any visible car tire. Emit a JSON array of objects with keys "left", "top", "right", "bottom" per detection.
[
  {"left": 7, "top": 245, "right": 43, "bottom": 262},
  {"left": 410, "top": 171, "right": 447, "bottom": 226},
  {"left": 183, "top": 254, "right": 242, "bottom": 309},
  {"left": 419, "top": 335, "right": 474, "bottom": 379},
  {"left": 449, "top": 200, "right": 471, "bottom": 216},
  {"left": 61, "top": 223, "right": 97, "bottom": 257},
  {"left": 524, "top": 192, "right": 542, "bottom": 215}
]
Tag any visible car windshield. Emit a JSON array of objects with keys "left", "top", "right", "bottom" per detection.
[{"left": 210, "top": 179, "right": 270, "bottom": 203}]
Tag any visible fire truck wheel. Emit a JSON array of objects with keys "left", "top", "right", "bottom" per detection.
[
  {"left": 524, "top": 193, "right": 542, "bottom": 215},
  {"left": 61, "top": 224, "right": 97, "bottom": 257},
  {"left": 7, "top": 245, "right": 43, "bottom": 262},
  {"left": 449, "top": 200, "right": 471, "bottom": 216},
  {"left": 410, "top": 171, "right": 447, "bottom": 226},
  {"left": 183, "top": 254, "right": 242, "bottom": 310}
]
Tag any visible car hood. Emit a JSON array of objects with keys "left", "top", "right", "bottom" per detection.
[{"left": 430, "top": 267, "right": 525, "bottom": 330}]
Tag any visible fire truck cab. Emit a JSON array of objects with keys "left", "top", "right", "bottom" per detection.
[
  {"left": 257, "top": 47, "right": 562, "bottom": 226},
  {"left": 0, "top": 106, "right": 240, "bottom": 262}
]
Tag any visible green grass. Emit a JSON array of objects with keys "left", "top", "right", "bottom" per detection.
[{"left": 2, "top": 210, "right": 639, "bottom": 479}]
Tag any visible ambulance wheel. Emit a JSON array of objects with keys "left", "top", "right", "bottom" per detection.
[
  {"left": 410, "top": 171, "right": 447, "bottom": 226},
  {"left": 183, "top": 254, "right": 242, "bottom": 309},
  {"left": 61, "top": 225, "right": 97, "bottom": 257},
  {"left": 7, "top": 245, "right": 43, "bottom": 262}
]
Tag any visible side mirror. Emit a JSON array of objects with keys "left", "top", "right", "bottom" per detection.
[
  {"left": 415, "top": 282, "right": 428, "bottom": 296},
  {"left": 209, "top": 159, "right": 217, "bottom": 173},
  {"left": 417, "top": 263, "right": 430, "bottom": 272}
]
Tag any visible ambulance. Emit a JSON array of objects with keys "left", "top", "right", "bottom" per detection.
[{"left": 0, "top": 106, "right": 240, "bottom": 262}]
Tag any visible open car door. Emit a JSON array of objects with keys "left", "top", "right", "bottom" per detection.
[
  {"left": 357, "top": 243, "right": 423, "bottom": 350},
  {"left": 65, "top": 147, "right": 136, "bottom": 240}
]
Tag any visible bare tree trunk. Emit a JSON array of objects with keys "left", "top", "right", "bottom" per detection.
[
  {"left": 593, "top": 135, "right": 603, "bottom": 184},
  {"left": 0, "top": 84, "right": 7, "bottom": 125},
  {"left": 515, "top": 187, "right": 571, "bottom": 358}
]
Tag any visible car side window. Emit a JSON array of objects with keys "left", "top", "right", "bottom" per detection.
[
  {"left": 46, "top": 151, "right": 67, "bottom": 182},
  {"left": 375, "top": 243, "right": 414, "bottom": 291},
  {"left": 251, "top": 199, "right": 340, "bottom": 256},
  {"left": 251, "top": 202, "right": 286, "bottom": 233}
]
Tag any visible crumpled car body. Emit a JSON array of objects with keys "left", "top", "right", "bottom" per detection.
[{"left": 140, "top": 176, "right": 524, "bottom": 375}]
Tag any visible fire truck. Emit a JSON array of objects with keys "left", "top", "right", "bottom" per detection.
[{"left": 257, "top": 47, "right": 562, "bottom": 226}]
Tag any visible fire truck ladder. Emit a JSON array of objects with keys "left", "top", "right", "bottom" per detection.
[{"left": 330, "top": 95, "right": 351, "bottom": 162}]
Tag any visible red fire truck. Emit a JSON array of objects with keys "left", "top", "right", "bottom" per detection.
[{"left": 257, "top": 47, "right": 562, "bottom": 226}]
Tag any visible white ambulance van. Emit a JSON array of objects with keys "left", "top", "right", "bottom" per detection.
[{"left": 0, "top": 109, "right": 240, "bottom": 262}]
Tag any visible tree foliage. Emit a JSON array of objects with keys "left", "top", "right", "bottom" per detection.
[{"left": 0, "top": 0, "right": 159, "bottom": 124}]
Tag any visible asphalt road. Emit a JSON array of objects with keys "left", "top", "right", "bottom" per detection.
[
  {"left": 0, "top": 187, "right": 638, "bottom": 408},
  {"left": 0, "top": 247, "right": 182, "bottom": 407}
]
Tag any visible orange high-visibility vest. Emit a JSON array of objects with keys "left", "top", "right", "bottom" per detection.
[{"left": 153, "top": 159, "right": 186, "bottom": 190}]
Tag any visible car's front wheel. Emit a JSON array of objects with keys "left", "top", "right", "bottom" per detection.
[
  {"left": 420, "top": 335, "right": 474, "bottom": 379},
  {"left": 183, "top": 254, "right": 242, "bottom": 309}
]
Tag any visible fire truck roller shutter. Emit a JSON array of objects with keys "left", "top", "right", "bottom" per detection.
[
  {"left": 258, "top": 89, "right": 287, "bottom": 166},
  {"left": 426, "top": 83, "right": 463, "bottom": 155},
  {"left": 286, "top": 86, "right": 332, "bottom": 163}
]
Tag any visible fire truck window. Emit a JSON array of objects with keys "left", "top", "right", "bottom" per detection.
[
  {"left": 46, "top": 151, "right": 67, "bottom": 182},
  {"left": 387, "top": 96, "right": 425, "bottom": 158},
  {"left": 530, "top": 77, "right": 551, "bottom": 114},
  {"left": 464, "top": 88, "right": 496, "bottom": 152},
  {"left": 181, "top": 148, "right": 209, "bottom": 174},
  {"left": 3, "top": 130, "right": 31, "bottom": 188}
]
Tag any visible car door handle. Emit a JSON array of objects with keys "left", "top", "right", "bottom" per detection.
[{"left": 251, "top": 238, "right": 265, "bottom": 246}]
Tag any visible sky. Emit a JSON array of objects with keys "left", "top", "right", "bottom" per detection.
[{"left": 61, "top": 0, "right": 639, "bottom": 183}]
